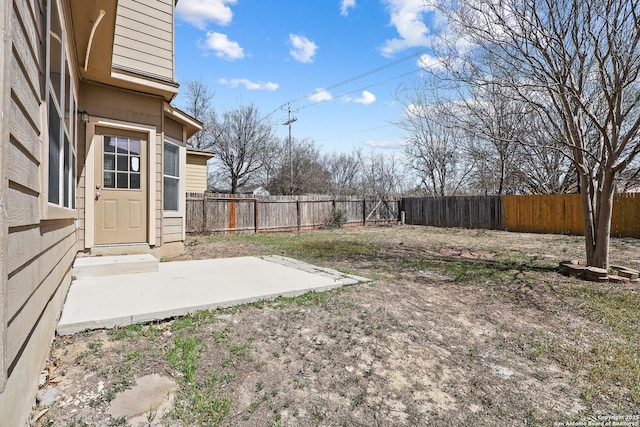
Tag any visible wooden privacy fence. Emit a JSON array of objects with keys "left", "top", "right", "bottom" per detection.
[
  {"left": 186, "top": 193, "right": 400, "bottom": 234},
  {"left": 402, "top": 193, "right": 640, "bottom": 238},
  {"left": 402, "top": 196, "right": 503, "bottom": 230}
]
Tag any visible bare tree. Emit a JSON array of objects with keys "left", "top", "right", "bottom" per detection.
[
  {"left": 618, "top": 158, "right": 640, "bottom": 192},
  {"left": 357, "top": 149, "right": 408, "bottom": 198},
  {"left": 267, "top": 137, "right": 332, "bottom": 195},
  {"left": 434, "top": 0, "right": 640, "bottom": 268},
  {"left": 398, "top": 96, "right": 474, "bottom": 196},
  {"left": 322, "top": 150, "right": 362, "bottom": 196},
  {"left": 455, "top": 82, "right": 526, "bottom": 194},
  {"left": 210, "top": 104, "right": 276, "bottom": 194},
  {"left": 181, "top": 78, "right": 216, "bottom": 151},
  {"left": 515, "top": 116, "right": 577, "bottom": 194}
]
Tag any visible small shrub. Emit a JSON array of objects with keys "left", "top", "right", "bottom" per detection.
[{"left": 325, "top": 208, "right": 347, "bottom": 229}]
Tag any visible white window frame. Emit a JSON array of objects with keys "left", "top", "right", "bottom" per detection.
[
  {"left": 45, "top": 0, "right": 77, "bottom": 217},
  {"left": 163, "top": 140, "right": 181, "bottom": 212}
]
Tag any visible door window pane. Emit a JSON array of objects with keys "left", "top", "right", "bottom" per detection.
[
  {"left": 104, "top": 172, "right": 115, "bottom": 188},
  {"left": 104, "top": 137, "right": 116, "bottom": 153},
  {"left": 117, "top": 173, "right": 128, "bottom": 188},
  {"left": 130, "top": 173, "right": 140, "bottom": 189},
  {"left": 117, "top": 155, "right": 128, "bottom": 171},
  {"left": 130, "top": 139, "right": 140, "bottom": 155},
  {"left": 104, "top": 136, "right": 142, "bottom": 190},
  {"left": 104, "top": 154, "right": 115, "bottom": 171}
]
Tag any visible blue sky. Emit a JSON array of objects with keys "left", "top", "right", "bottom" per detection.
[{"left": 173, "top": 0, "right": 438, "bottom": 154}]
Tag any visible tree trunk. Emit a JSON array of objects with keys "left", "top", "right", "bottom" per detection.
[
  {"left": 581, "top": 171, "right": 615, "bottom": 269},
  {"left": 591, "top": 172, "right": 615, "bottom": 269},
  {"left": 580, "top": 172, "right": 597, "bottom": 266},
  {"left": 231, "top": 176, "right": 238, "bottom": 194}
]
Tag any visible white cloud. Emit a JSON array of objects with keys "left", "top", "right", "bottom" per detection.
[
  {"left": 176, "top": 0, "right": 237, "bottom": 29},
  {"left": 380, "top": 0, "right": 435, "bottom": 56},
  {"left": 203, "top": 32, "right": 244, "bottom": 60},
  {"left": 289, "top": 34, "right": 318, "bottom": 63},
  {"left": 340, "top": 0, "right": 356, "bottom": 16},
  {"left": 403, "top": 102, "right": 434, "bottom": 119},
  {"left": 364, "top": 139, "right": 407, "bottom": 150},
  {"left": 417, "top": 53, "right": 445, "bottom": 71},
  {"left": 218, "top": 78, "right": 279, "bottom": 91},
  {"left": 352, "top": 90, "right": 376, "bottom": 105},
  {"left": 309, "top": 88, "right": 333, "bottom": 102}
]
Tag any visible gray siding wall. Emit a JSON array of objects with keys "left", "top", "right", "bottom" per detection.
[
  {"left": 0, "top": 0, "right": 76, "bottom": 423},
  {"left": 112, "top": 0, "right": 174, "bottom": 81},
  {"left": 165, "top": 117, "right": 183, "bottom": 141}
]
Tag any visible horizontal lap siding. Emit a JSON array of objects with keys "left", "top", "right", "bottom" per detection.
[
  {"left": 163, "top": 217, "right": 183, "bottom": 243},
  {"left": 186, "top": 161, "right": 208, "bottom": 193},
  {"left": 2, "top": 2, "right": 76, "bottom": 424},
  {"left": 164, "top": 117, "right": 182, "bottom": 141},
  {"left": 6, "top": 225, "right": 76, "bottom": 370},
  {"left": 112, "top": 0, "right": 173, "bottom": 81}
]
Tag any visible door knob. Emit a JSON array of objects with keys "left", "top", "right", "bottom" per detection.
[{"left": 95, "top": 192, "right": 101, "bottom": 200}]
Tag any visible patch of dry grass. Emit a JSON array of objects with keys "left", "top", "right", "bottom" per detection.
[{"left": 33, "top": 226, "right": 640, "bottom": 426}]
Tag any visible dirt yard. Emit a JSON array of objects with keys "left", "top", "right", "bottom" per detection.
[{"left": 31, "top": 226, "right": 640, "bottom": 426}]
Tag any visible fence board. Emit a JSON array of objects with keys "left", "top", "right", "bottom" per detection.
[
  {"left": 402, "top": 196, "right": 502, "bottom": 229},
  {"left": 504, "top": 194, "right": 583, "bottom": 235},
  {"left": 186, "top": 193, "right": 399, "bottom": 234},
  {"left": 403, "top": 193, "right": 639, "bottom": 238},
  {"left": 612, "top": 193, "right": 640, "bottom": 238}
]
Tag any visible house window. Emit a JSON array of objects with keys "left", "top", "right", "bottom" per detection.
[
  {"left": 47, "top": 0, "right": 76, "bottom": 209},
  {"left": 164, "top": 141, "right": 180, "bottom": 211}
]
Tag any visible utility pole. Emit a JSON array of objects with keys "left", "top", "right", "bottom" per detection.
[{"left": 283, "top": 103, "right": 297, "bottom": 195}]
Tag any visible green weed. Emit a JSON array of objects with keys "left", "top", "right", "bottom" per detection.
[
  {"left": 108, "top": 323, "right": 160, "bottom": 341},
  {"left": 211, "top": 327, "right": 231, "bottom": 343},
  {"left": 171, "top": 310, "right": 217, "bottom": 331},
  {"left": 166, "top": 335, "right": 201, "bottom": 383}
]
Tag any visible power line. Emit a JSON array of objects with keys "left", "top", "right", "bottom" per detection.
[
  {"left": 299, "top": 68, "right": 422, "bottom": 110},
  {"left": 315, "top": 124, "right": 395, "bottom": 142},
  {"left": 285, "top": 47, "right": 431, "bottom": 105}
]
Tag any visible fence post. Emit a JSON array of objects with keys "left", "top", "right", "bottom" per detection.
[
  {"left": 363, "top": 199, "right": 366, "bottom": 225},
  {"left": 254, "top": 199, "right": 259, "bottom": 233},
  {"left": 296, "top": 199, "right": 301, "bottom": 232},
  {"left": 202, "top": 197, "right": 206, "bottom": 233}
]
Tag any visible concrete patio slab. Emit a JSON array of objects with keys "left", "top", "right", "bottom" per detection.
[
  {"left": 72, "top": 254, "right": 159, "bottom": 278},
  {"left": 57, "top": 256, "right": 370, "bottom": 335}
]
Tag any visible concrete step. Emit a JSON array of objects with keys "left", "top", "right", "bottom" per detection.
[{"left": 72, "top": 254, "right": 159, "bottom": 279}]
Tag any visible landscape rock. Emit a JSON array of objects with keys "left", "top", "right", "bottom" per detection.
[
  {"left": 36, "top": 386, "right": 61, "bottom": 407},
  {"left": 107, "top": 374, "right": 178, "bottom": 419}
]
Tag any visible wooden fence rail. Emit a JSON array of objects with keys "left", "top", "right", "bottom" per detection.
[
  {"left": 186, "top": 193, "right": 400, "bottom": 234},
  {"left": 401, "top": 193, "right": 640, "bottom": 238}
]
